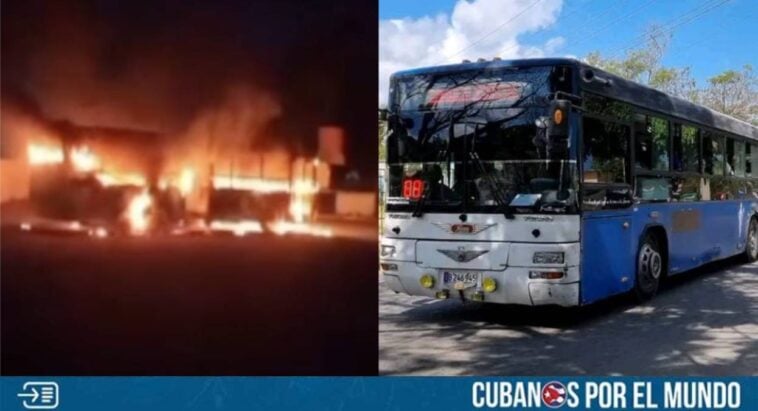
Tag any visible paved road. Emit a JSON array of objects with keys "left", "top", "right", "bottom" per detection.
[
  {"left": 2, "top": 227, "right": 377, "bottom": 375},
  {"left": 380, "top": 258, "right": 758, "bottom": 375}
]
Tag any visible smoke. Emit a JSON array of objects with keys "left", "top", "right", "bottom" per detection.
[
  {"left": 165, "top": 84, "right": 282, "bottom": 175},
  {"left": 2, "top": 0, "right": 281, "bottom": 137},
  {"left": 3, "top": 0, "right": 379, "bottom": 182}
]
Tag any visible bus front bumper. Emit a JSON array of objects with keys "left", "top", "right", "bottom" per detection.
[{"left": 382, "top": 262, "right": 580, "bottom": 307}]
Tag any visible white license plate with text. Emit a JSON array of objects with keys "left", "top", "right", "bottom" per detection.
[{"left": 442, "top": 271, "right": 480, "bottom": 288}]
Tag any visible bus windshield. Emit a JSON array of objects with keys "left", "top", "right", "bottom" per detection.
[{"left": 386, "top": 65, "right": 578, "bottom": 214}]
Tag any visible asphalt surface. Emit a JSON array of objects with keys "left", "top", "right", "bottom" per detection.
[
  {"left": 380, "top": 257, "right": 758, "bottom": 376},
  {"left": 1, "top": 227, "right": 377, "bottom": 375}
]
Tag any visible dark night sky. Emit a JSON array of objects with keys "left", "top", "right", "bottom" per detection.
[{"left": 1, "top": 0, "right": 377, "bottom": 180}]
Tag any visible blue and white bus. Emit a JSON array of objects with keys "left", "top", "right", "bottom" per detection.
[{"left": 379, "top": 58, "right": 758, "bottom": 307}]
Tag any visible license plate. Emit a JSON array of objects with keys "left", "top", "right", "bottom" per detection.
[{"left": 442, "top": 271, "right": 480, "bottom": 288}]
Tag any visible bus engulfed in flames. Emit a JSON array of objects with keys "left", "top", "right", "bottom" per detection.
[{"left": 23, "top": 141, "right": 331, "bottom": 238}]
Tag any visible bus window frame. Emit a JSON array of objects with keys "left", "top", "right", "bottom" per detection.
[{"left": 579, "top": 91, "right": 757, "bottom": 207}]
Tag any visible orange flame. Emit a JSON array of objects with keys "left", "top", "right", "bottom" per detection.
[
  {"left": 28, "top": 144, "right": 64, "bottom": 165},
  {"left": 268, "top": 220, "right": 333, "bottom": 237},
  {"left": 289, "top": 179, "right": 319, "bottom": 222},
  {"left": 125, "top": 190, "right": 152, "bottom": 235},
  {"left": 96, "top": 172, "right": 146, "bottom": 187},
  {"left": 159, "top": 167, "right": 196, "bottom": 196},
  {"left": 212, "top": 175, "right": 290, "bottom": 193},
  {"left": 178, "top": 168, "right": 196, "bottom": 196},
  {"left": 70, "top": 146, "right": 100, "bottom": 172},
  {"left": 209, "top": 219, "right": 263, "bottom": 236},
  {"left": 90, "top": 227, "right": 109, "bottom": 238}
]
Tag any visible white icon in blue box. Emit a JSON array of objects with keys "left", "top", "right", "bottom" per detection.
[{"left": 17, "top": 382, "right": 59, "bottom": 409}]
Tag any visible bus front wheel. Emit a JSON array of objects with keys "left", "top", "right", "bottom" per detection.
[{"left": 635, "top": 233, "right": 663, "bottom": 301}]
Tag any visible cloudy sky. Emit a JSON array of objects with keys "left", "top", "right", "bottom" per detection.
[{"left": 379, "top": 0, "right": 757, "bottom": 106}]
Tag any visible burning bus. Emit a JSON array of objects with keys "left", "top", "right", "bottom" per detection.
[{"left": 12, "top": 119, "right": 335, "bottom": 238}]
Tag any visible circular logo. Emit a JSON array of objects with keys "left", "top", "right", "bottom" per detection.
[{"left": 541, "top": 381, "right": 567, "bottom": 408}]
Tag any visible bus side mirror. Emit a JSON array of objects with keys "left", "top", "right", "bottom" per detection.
[{"left": 547, "top": 99, "right": 571, "bottom": 152}]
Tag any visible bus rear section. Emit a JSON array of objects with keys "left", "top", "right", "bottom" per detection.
[{"left": 576, "top": 89, "right": 758, "bottom": 304}]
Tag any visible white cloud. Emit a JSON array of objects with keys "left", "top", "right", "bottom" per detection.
[{"left": 379, "top": 0, "right": 565, "bottom": 106}]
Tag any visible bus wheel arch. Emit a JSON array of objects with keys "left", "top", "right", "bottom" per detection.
[
  {"left": 634, "top": 225, "right": 667, "bottom": 301},
  {"left": 744, "top": 216, "right": 758, "bottom": 262}
]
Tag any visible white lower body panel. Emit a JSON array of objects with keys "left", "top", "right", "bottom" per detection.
[
  {"left": 382, "top": 261, "right": 580, "bottom": 307},
  {"left": 380, "top": 215, "right": 582, "bottom": 307}
]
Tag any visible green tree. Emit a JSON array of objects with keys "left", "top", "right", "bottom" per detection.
[
  {"left": 586, "top": 25, "right": 697, "bottom": 101},
  {"left": 702, "top": 65, "right": 757, "bottom": 124}
]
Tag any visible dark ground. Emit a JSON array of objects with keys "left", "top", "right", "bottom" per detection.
[{"left": 1, "top": 227, "right": 377, "bottom": 375}]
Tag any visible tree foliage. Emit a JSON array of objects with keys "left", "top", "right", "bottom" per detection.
[
  {"left": 702, "top": 65, "right": 757, "bottom": 123},
  {"left": 586, "top": 25, "right": 756, "bottom": 125}
]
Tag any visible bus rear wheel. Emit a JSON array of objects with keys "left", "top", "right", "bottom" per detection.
[
  {"left": 745, "top": 218, "right": 758, "bottom": 262},
  {"left": 635, "top": 233, "right": 663, "bottom": 301}
]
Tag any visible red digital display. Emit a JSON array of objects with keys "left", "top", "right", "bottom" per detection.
[
  {"left": 402, "top": 179, "right": 425, "bottom": 200},
  {"left": 426, "top": 82, "right": 524, "bottom": 105}
]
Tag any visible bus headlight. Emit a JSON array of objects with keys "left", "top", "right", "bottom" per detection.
[
  {"left": 529, "top": 270, "right": 565, "bottom": 279},
  {"left": 419, "top": 274, "right": 435, "bottom": 289},
  {"left": 482, "top": 277, "right": 497, "bottom": 293},
  {"left": 380, "top": 263, "right": 398, "bottom": 272},
  {"left": 533, "top": 251, "right": 564, "bottom": 264},
  {"left": 380, "top": 245, "right": 396, "bottom": 257}
]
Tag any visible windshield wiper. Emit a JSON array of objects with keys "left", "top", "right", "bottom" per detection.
[
  {"left": 411, "top": 182, "right": 430, "bottom": 218},
  {"left": 469, "top": 150, "right": 515, "bottom": 220},
  {"left": 411, "top": 145, "right": 450, "bottom": 218},
  {"left": 461, "top": 121, "right": 514, "bottom": 219}
]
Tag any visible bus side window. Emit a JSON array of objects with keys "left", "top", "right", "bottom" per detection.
[
  {"left": 726, "top": 138, "right": 745, "bottom": 177},
  {"left": 703, "top": 131, "right": 725, "bottom": 176},
  {"left": 636, "top": 176, "right": 670, "bottom": 202},
  {"left": 671, "top": 176, "right": 700, "bottom": 202},
  {"left": 748, "top": 145, "right": 758, "bottom": 199},
  {"left": 710, "top": 176, "right": 731, "bottom": 200},
  {"left": 747, "top": 144, "right": 753, "bottom": 177},
  {"left": 672, "top": 124, "right": 699, "bottom": 172},
  {"left": 635, "top": 114, "right": 670, "bottom": 171},
  {"left": 581, "top": 117, "right": 629, "bottom": 184}
]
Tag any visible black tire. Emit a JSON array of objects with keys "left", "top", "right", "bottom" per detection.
[
  {"left": 634, "top": 232, "right": 663, "bottom": 301},
  {"left": 744, "top": 218, "right": 758, "bottom": 262}
]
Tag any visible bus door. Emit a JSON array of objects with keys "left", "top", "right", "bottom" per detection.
[
  {"left": 581, "top": 207, "right": 636, "bottom": 304},
  {"left": 579, "top": 115, "right": 636, "bottom": 304}
]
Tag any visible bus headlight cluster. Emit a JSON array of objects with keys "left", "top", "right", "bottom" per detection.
[
  {"left": 529, "top": 270, "right": 565, "bottom": 280},
  {"left": 482, "top": 277, "right": 497, "bottom": 293},
  {"left": 380, "top": 263, "right": 398, "bottom": 272},
  {"left": 419, "top": 274, "right": 435, "bottom": 289},
  {"left": 533, "top": 251, "right": 564, "bottom": 264},
  {"left": 380, "top": 245, "right": 396, "bottom": 257}
]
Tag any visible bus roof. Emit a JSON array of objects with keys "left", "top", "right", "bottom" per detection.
[{"left": 392, "top": 58, "right": 758, "bottom": 140}]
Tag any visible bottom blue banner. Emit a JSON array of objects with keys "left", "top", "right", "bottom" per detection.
[{"left": 1, "top": 377, "right": 755, "bottom": 410}]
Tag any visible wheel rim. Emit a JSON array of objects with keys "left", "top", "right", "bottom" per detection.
[
  {"left": 749, "top": 222, "right": 758, "bottom": 259},
  {"left": 638, "top": 243, "right": 662, "bottom": 288}
]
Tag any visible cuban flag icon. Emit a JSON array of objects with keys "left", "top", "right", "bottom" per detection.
[{"left": 542, "top": 381, "right": 567, "bottom": 408}]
